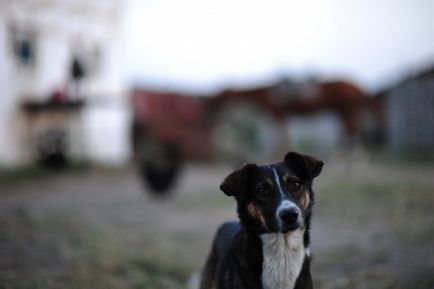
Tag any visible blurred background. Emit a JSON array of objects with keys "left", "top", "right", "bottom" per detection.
[{"left": 1, "top": 0, "right": 434, "bottom": 288}]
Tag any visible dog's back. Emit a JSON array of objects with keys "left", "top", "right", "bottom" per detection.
[{"left": 200, "top": 221, "right": 240, "bottom": 289}]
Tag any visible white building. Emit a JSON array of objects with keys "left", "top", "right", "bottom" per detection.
[{"left": 0, "top": 0, "right": 130, "bottom": 168}]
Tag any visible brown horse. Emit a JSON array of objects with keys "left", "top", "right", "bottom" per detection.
[{"left": 213, "top": 79, "right": 383, "bottom": 146}]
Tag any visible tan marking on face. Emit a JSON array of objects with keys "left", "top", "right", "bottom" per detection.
[
  {"left": 247, "top": 202, "right": 268, "bottom": 230},
  {"left": 283, "top": 173, "right": 300, "bottom": 184},
  {"left": 301, "top": 190, "right": 310, "bottom": 210}
]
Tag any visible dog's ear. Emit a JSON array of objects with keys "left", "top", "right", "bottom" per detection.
[
  {"left": 284, "top": 151, "right": 323, "bottom": 180},
  {"left": 220, "top": 163, "right": 257, "bottom": 198}
]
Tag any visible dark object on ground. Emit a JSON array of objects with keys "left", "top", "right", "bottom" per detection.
[
  {"left": 37, "top": 130, "right": 68, "bottom": 169},
  {"left": 141, "top": 143, "right": 181, "bottom": 195},
  {"left": 131, "top": 90, "right": 212, "bottom": 193}
]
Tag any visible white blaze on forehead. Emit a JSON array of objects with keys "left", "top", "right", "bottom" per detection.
[
  {"left": 272, "top": 167, "right": 300, "bottom": 225},
  {"left": 272, "top": 168, "right": 298, "bottom": 209},
  {"left": 271, "top": 167, "right": 285, "bottom": 197}
]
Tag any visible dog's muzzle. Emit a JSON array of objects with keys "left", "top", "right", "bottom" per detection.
[{"left": 278, "top": 206, "right": 302, "bottom": 232}]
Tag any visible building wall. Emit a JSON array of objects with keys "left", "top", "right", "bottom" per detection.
[
  {"left": 388, "top": 78, "right": 434, "bottom": 150},
  {"left": 0, "top": 17, "right": 27, "bottom": 167},
  {"left": 0, "top": 0, "right": 130, "bottom": 168}
]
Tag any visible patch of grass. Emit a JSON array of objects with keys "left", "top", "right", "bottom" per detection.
[
  {"left": 389, "top": 270, "right": 434, "bottom": 289},
  {"left": 0, "top": 162, "right": 89, "bottom": 187},
  {"left": 314, "top": 241, "right": 434, "bottom": 289},
  {"left": 371, "top": 150, "right": 434, "bottom": 167},
  {"left": 0, "top": 166, "right": 55, "bottom": 185},
  {"left": 0, "top": 209, "right": 193, "bottom": 289},
  {"left": 317, "top": 177, "right": 434, "bottom": 246},
  {"left": 318, "top": 178, "right": 434, "bottom": 212},
  {"left": 173, "top": 190, "right": 233, "bottom": 210}
]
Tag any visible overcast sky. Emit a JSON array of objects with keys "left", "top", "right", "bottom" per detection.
[{"left": 122, "top": 0, "right": 434, "bottom": 93}]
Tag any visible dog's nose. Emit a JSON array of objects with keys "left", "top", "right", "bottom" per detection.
[{"left": 279, "top": 208, "right": 299, "bottom": 223}]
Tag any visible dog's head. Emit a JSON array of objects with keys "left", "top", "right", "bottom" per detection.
[{"left": 220, "top": 151, "right": 323, "bottom": 234}]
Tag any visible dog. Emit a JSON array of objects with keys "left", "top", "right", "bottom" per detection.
[{"left": 199, "top": 151, "right": 323, "bottom": 289}]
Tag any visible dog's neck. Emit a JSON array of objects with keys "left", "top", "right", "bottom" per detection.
[
  {"left": 231, "top": 228, "right": 264, "bottom": 289},
  {"left": 233, "top": 226, "right": 310, "bottom": 289},
  {"left": 260, "top": 230, "right": 307, "bottom": 289}
]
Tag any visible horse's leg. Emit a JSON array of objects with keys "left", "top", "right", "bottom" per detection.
[{"left": 340, "top": 110, "right": 360, "bottom": 149}]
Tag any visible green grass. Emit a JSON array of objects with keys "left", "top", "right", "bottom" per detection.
[
  {"left": 2, "top": 160, "right": 434, "bottom": 289},
  {"left": 0, "top": 209, "right": 193, "bottom": 289},
  {"left": 318, "top": 177, "right": 434, "bottom": 242},
  {"left": 173, "top": 190, "right": 233, "bottom": 210},
  {"left": 0, "top": 162, "right": 89, "bottom": 187},
  {"left": 312, "top": 174, "right": 434, "bottom": 289}
]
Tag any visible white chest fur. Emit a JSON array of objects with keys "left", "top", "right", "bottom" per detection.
[{"left": 260, "top": 230, "right": 306, "bottom": 289}]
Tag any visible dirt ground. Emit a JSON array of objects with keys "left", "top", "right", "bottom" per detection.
[{"left": 1, "top": 156, "right": 434, "bottom": 289}]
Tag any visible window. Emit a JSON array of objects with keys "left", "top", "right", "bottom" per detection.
[{"left": 9, "top": 24, "right": 37, "bottom": 68}]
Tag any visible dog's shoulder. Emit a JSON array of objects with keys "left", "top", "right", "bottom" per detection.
[
  {"left": 214, "top": 221, "right": 240, "bottom": 250},
  {"left": 200, "top": 222, "right": 241, "bottom": 289}
]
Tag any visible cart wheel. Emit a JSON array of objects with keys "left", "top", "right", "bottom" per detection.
[{"left": 141, "top": 143, "right": 181, "bottom": 194}]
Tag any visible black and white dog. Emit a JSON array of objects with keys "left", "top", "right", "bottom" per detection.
[{"left": 200, "top": 151, "right": 323, "bottom": 289}]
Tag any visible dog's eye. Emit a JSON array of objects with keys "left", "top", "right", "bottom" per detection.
[
  {"left": 290, "top": 182, "right": 301, "bottom": 190},
  {"left": 256, "top": 186, "right": 268, "bottom": 196}
]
